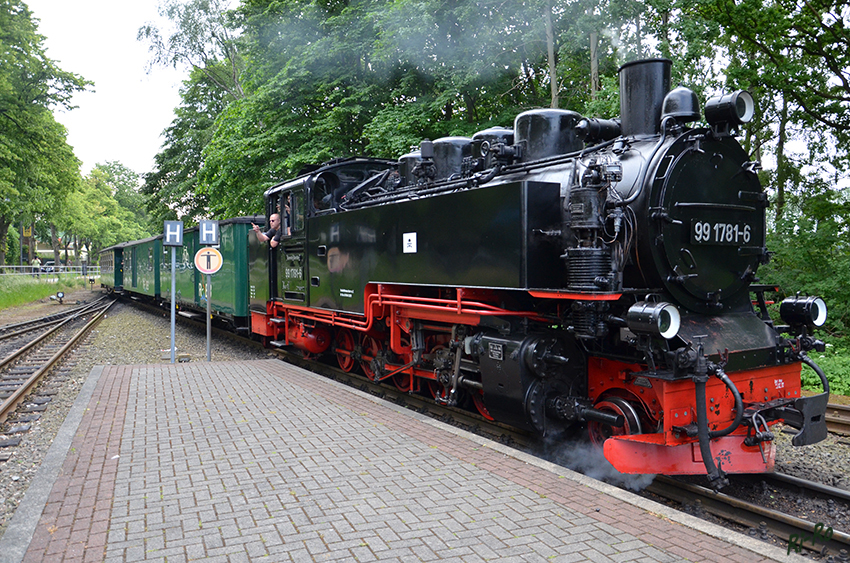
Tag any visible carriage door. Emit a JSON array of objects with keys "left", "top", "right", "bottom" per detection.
[{"left": 277, "top": 189, "right": 307, "bottom": 302}]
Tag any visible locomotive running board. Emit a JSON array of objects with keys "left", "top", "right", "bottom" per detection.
[{"left": 603, "top": 433, "right": 775, "bottom": 475}]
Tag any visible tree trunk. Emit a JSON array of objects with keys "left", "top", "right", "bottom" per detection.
[
  {"left": 590, "top": 32, "right": 599, "bottom": 99},
  {"left": 635, "top": 16, "right": 642, "bottom": 58},
  {"left": 545, "top": 0, "right": 558, "bottom": 109},
  {"left": 50, "top": 223, "right": 61, "bottom": 265},
  {"left": 73, "top": 234, "right": 81, "bottom": 266},
  {"left": 775, "top": 96, "right": 789, "bottom": 223},
  {"left": 0, "top": 216, "right": 8, "bottom": 266},
  {"left": 28, "top": 223, "right": 34, "bottom": 263},
  {"left": 463, "top": 92, "right": 477, "bottom": 123}
]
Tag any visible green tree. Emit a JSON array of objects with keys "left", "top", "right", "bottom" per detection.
[
  {"left": 760, "top": 180, "right": 850, "bottom": 338},
  {"left": 0, "top": 0, "right": 89, "bottom": 264},
  {"left": 97, "top": 161, "right": 154, "bottom": 232},
  {"left": 698, "top": 0, "right": 850, "bottom": 222},
  {"left": 63, "top": 167, "right": 152, "bottom": 261},
  {"left": 138, "top": 0, "right": 245, "bottom": 100},
  {"left": 142, "top": 68, "right": 231, "bottom": 223}
]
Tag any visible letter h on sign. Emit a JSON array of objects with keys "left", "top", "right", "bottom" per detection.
[
  {"left": 200, "top": 220, "right": 219, "bottom": 246},
  {"left": 163, "top": 221, "right": 184, "bottom": 247}
]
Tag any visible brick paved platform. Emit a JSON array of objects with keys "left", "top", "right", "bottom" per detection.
[{"left": 0, "top": 360, "right": 802, "bottom": 562}]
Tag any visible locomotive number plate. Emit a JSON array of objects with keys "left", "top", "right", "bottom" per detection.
[{"left": 691, "top": 220, "right": 752, "bottom": 245}]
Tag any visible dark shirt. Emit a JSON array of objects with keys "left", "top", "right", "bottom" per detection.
[{"left": 264, "top": 228, "right": 280, "bottom": 244}]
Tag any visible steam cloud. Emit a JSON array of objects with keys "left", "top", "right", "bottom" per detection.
[{"left": 545, "top": 437, "right": 656, "bottom": 492}]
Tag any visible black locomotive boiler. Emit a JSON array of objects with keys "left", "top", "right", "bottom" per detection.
[{"left": 212, "top": 59, "right": 830, "bottom": 486}]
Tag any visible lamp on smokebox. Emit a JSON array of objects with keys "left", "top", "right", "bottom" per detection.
[
  {"left": 705, "top": 90, "right": 755, "bottom": 137},
  {"left": 627, "top": 301, "right": 681, "bottom": 340},
  {"left": 779, "top": 295, "right": 827, "bottom": 330}
]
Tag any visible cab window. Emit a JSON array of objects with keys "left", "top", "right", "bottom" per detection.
[
  {"left": 278, "top": 191, "right": 304, "bottom": 236},
  {"left": 311, "top": 172, "right": 339, "bottom": 213}
]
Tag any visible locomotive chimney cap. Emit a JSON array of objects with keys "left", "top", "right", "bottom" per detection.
[{"left": 662, "top": 86, "right": 700, "bottom": 124}]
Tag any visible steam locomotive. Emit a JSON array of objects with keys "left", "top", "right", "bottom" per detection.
[{"left": 104, "top": 58, "right": 830, "bottom": 487}]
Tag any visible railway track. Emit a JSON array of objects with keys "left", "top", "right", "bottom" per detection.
[
  {"left": 0, "top": 298, "right": 116, "bottom": 431},
  {"left": 647, "top": 474, "right": 850, "bottom": 557},
  {"left": 0, "top": 295, "right": 110, "bottom": 341},
  {"left": 828, "top": 403, "right": 850, "bottom": 436}
]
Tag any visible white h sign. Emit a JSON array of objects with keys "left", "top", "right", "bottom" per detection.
[
  {"left": 163, "top": 221, "right": 184, "bottom": 247},
  {"left": 200, "top": 220, "right": 219, "bottom": 245}
]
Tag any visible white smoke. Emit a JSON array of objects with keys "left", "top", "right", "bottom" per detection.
[{"left": 544, "top": 436, "right": 656, "bottom": 492}]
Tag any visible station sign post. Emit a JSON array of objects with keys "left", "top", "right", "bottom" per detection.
[
  {"left": 195, "top": 220, "right": 221, "bottom": 361},
  {"left": 163, "top": 221, "right": 184, "bottom": 364}
]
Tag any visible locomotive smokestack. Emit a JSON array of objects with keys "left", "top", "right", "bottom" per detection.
[{"left": 618, "top": 58, "right": 672, "bottom": 137}]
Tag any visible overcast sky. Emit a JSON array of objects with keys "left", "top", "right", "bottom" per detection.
[{"left": 25, "top": 0, "right": 186, "bottom": 176}]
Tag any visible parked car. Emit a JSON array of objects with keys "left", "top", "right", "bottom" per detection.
[{"left": 41, "top": 260, "right": 55, "bottom": 273}]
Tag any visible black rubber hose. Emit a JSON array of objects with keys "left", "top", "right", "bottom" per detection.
[
  {"left": 694, "top": 375, "right": 726, "bottom": 486},
  {"left": 801, "top": 354, "right": 830, "bottom": 395},
  {"left": 708, "top": 369, "right": 744, "bottom": 438}
]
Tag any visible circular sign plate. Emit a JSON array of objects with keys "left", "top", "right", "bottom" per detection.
[{"left": 194, "top": 247, "right": 223, "bottom": 275}]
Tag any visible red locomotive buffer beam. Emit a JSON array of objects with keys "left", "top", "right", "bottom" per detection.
[
  {"left": 604, "top": 432, "right": 775, "bottom": 474},
  {"left": 594, "top": 362, "right": 802, "bottom": 475}
]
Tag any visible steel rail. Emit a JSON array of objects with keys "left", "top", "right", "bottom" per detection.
[
  {"left": 0, "top": 297, "right": 111, "bottom": 360},
  {"left": 0, "top": 300, "right": 115, "bottom": 425},
  {"left": 826, "top": 403, "right": 850, "bottom": 436},
  {"left": 0, "top": 317, "right": 73, "bottom": 371},
  {"left": 0, "top": 294, "right": 109, "bottom": 336},
  {"left": 767, "top": 472, "right": 850, "bottom": 504},
  {"left": 0, "top": 318, "right": 65, "bottom": 342},
  {"left": 647, "top": 475, "right": 850, "bottom": 555}
]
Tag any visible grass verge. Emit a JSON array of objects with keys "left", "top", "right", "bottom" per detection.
[{"left": 0, "top": 275, "right": 88, "bottom": 309}]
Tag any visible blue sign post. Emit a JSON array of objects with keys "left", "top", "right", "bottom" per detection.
[
  {"left": 196, "top": 221, "right": 220, "bottom": 361},
  {"left": 163, "top": 221, "right": 183, "bottom": 364}
]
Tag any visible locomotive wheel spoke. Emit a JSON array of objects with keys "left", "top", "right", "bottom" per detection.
[
  {"left": 360, "top": 335, "right": 382, "bottom": 382},
  {"left": 335, "top": 328, "right": 357, "bottom": 373},
  {"left": 392, "top": 371, "right": 412, "bottom": 392},
  {"left": 471, "top": 390, "right": 494, "bottom": 421},
  {"left": 587, "top": 397, "right": 643, "bottom": 448}
]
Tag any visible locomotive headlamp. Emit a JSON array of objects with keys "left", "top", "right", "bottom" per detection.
[
  {"left": 705, "top": 90, "right": 755, "bottom": 127},
  {"left": 627, "top": 301, "right": 681, "bottom": 339},
  {"left": 780, "top": 296, "right": 827, "bottom": 328}
]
